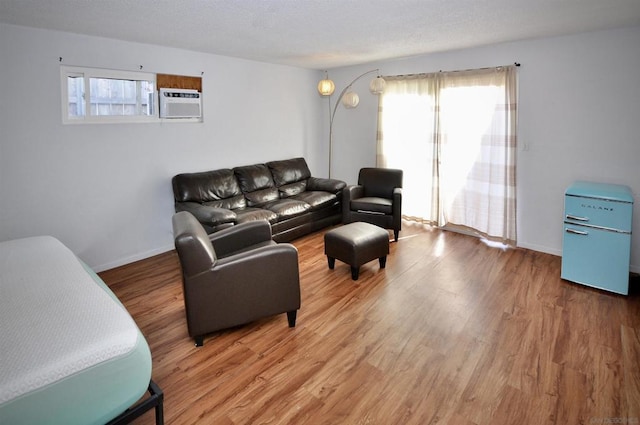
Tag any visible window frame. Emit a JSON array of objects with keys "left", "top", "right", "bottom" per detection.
[{"left": 61, "top": 65, "right": 158, "bottom": 124}]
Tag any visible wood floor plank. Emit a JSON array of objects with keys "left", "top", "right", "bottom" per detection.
[
  {"left": 621, "top": 325, "right": 640, "bottom": 419},
  {"left": 100, "top": 221, "right": 640, "bottom": 424},
  {"left": 590, "top": 343, "right": 627, "bottom": 418},
  {"left": 454, "top": 341, "right": 517, "bottom": 424},
  {"left": 507, "top": 301, "right": 564, "bottom": 397},
  {"left": 554, "top": 366, "right": 591, "bottom": 424}
]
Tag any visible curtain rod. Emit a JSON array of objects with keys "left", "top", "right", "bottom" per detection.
[{"left": 384, "top": 62, "right": 520, "bottom": 79}]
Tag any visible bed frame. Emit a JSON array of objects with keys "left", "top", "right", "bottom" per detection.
[{"left": 107, "top": 380, "right": 164, "bottom": 425}]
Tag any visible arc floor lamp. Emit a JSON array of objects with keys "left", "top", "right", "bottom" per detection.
[{"left": 318, "top": 69, "right": 385, "bottom": 178}]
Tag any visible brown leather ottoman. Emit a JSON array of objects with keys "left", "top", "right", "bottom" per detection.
[{"left": 324, "top": 222, "right": 390, "bottom": 280}]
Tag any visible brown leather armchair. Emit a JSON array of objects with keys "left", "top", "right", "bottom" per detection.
[
  {"left": 172, "top": 211, "right": 301, "bottom": 346},
  {"left": 343, "top": 168, "right": 403, "bottom": 242}
]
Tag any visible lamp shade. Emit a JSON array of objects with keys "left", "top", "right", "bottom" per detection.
[
  {"left": 317, "top": 78, "right": 335, "bottom": 96},
  {"left": 369, "top": 76, "right": 386, "bottom": 94},
  {"left": 341, "top": 91, "right": 360, "bottom": 108}
]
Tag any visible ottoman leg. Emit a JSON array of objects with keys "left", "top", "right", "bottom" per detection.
[
  {"left": 327, "top": 257, "right": 335, "bottom": 269},
  {"left": 379, "top": 256, "right": 387, "bottom": 268},
  {"left": 351, "top": 266, "right": 360, "bottom": 280}
]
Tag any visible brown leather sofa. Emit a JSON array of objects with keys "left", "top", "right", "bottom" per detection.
[
  {"left": 172, "top": 211, "right": 301, "bottom": 346},
  {"left": 172, "top": 157, "right": 346, "bottom": 242}
]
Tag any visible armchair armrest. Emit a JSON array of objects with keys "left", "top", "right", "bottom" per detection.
[
  {"left": 209, "top": 220, "right": 273, "bottom": 258},
  {"left": 213, "top": 243, "right": 299, "bottom": 276},
  {"left": 343, "top": 185, "right": 364, "bottom": 202},
  {"left": 342, "top": 185, "right": 364, "bottom": 222},
  {"left": 307, "top": 177, "right": 347, "bottom": 194},
  {"left": 175, "top": 202, "right": 236, "bottom": 227},
  {"left": 209, "top": 244, "right": 300, "bottom": 308},
  {"left": 184, "top": 243, "right": 301, "bottom": 334},
  {"left": 393, "top": 187, "right": 403, "bottom": 220}
]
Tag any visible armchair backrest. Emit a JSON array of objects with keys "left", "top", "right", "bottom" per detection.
[
  {"left": 358, "top": 168, "right": 403, "bottom": 199},
  {"left": 172, "top": 211, "right": 216, "bottom": 277}
]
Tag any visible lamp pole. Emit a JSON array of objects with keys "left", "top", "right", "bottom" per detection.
[{"left": 327, "top": 69, "right": 379, "bottom": 178}]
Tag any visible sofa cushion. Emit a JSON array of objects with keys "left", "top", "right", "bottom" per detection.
[
  {"left": 234, "top": 164, "right": 275, "bottom": 192},
  {"left": 244, "top": 187, "right": 279, "bottom": 207},
  {"left": 263, "top": 199, "right": 311, "bottom": 221},
  {"left": 267, "top": 158, "right": 312, "bottom": 187},
  {"left": 203, "top": 195, "right": 246, "bottom": 210},
  {"left": 177, "top": 203, "right": 237, "bottom": 226},
  {"left": 234, "top": 208, "right": 278, "bottom": 224},
  {"left": 307, "top": 176, "right": 347, "bottom": 194},
  {"left": 234, "top": 164, "right": 279, "bottom": 207},
  {"left": 278, "top": 181, "right": 308, "bottom": 197},
  {"left": 291, "top": 191, "right": 338, "bottom": 211},
  {"left": 173, "top": 169, "right": 242, "bottom": 203}
]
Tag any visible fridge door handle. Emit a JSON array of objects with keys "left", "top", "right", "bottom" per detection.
[
  {"left": 565, "top": 228, "right": 589, "bottom": 235},
  {"left": 566, "top": 214, "right": 589, "bottom": 222}
]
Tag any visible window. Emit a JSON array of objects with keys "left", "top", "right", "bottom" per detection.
[{"left": 61, "top": 66, "right": 156, "bottom": 123}]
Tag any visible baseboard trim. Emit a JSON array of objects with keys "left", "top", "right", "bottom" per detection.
[
  {"left": 516, "top": 242, "right": 562, "bottom": 257},
  {"left": 516, "top": 242, "right": 639, "bottom": 274},
  {"left": 92, "top": 244, "right": 175, "bottom": 273}
]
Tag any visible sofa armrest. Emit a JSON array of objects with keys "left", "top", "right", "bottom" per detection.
[
  {"left": 307, "top": 177, "right": 347, "bottom": 194},
  {"left": 175, "top": 202, "right": 236, "bottom": 227},
  {"left": 209, "top": 220, "right": 273, "bottom": 258}
]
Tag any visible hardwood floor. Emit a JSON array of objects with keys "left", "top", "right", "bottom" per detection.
[{"left": 100, "top": 221, "right": 640, "bottom": 425}]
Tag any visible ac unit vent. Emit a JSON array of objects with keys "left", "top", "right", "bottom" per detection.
[{"left": 159, "top": 88, "right": 201, "bottom": 119}]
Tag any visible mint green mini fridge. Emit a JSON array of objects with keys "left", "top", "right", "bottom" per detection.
[{"left": 561, "top": 181, "right": 634, "bottom": 295}]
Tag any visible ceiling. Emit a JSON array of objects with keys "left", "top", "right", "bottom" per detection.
[{"left": 2, "top": 0, "right": 640, "bottom": 69}]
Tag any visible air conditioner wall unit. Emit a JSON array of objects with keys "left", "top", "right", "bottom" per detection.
[{"left": 159, "top": 88, "right": 201, "bottom": 119}]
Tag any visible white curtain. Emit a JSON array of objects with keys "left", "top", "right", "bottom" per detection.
[{"left": 377, "top": 65, "right": 518, "bottom": 244}]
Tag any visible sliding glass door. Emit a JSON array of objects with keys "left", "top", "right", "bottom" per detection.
[{"left": 377, "top": 66, "right": 518, "bottom": 244}]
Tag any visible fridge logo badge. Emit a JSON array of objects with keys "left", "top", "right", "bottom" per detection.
[{"left": 581, "top": 203, "right": 613, "bottom": 212}]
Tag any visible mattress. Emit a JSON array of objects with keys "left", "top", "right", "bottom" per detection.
[{"left": 0, "top": 236, "right": 152, "bottom": 425}]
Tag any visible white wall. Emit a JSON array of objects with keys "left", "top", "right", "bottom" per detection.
[
  {"left": 0, "top": 24, "right": 326, "bottom": 271},
  {"left": 326, "top": 26, "right": 640, "bottom": 271},
  {"left": 2, "top": 23, "right": 639, "bottom": 273}
]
